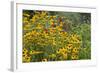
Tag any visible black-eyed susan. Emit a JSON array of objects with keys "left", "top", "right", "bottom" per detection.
[
  {"left": 67, "top": 44, "right": 73, "bottom": 49},
  {"left": 72, "top": 47, "right": 79, "bottom": 54},
  {"left": 66, "top": 44, "right": 73, "bottom": 53},
  {"left": 56, "top": 48, "right": 67, "bottom": 56},
  {"left": 71, "top": 55, "right": 79, "bottom": 60},
  {"left": 67, "top": 47, "right": 72, "bottom": 53},
  {"left": 23, "top": 48, "right": 28, "bottom": 55},
  {"left": 42, "top": 58, "right": 48, "bottom": 62},
  {"left": 23, "top": 56, "right": 31, "bottom": 63},
  {"left": 62, "top": 48, "right": 67, "bottom": 53},
  {"left": 56, "top": 49, "right": 60, "bottom": 54}
]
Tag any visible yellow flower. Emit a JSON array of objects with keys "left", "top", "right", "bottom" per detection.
[
  {"left": 44, "top": 32, "right": 49, "bottom": 38},
  {"left": 71, "top": 54, "right": 78, "bottom": 60},
  {"left": 67, "top": 48, "right": 72, "bottom": 53},
  {"left": 56, "top": 49, "right": 60, "bottom": 54},
  {"left": 56, "top": 26, "right": 62, "bottom": 31},
  {"left": 31, "top": 15, "right": 39, "bottom": 23},
  {"left": 72, "top": 47, "right": 79, "bottom": 53},
  {"left": 23, "top": 56, "right": 31, "bottom": 62},
  {"left": 67, "top": 44, "right": 73, "bottom": 49},
  {"left": 56, "top": 48, "right": 67, "bottom": 55},
  {"left": 23, "top": 13, "right": 30, "bottom": 17},
  {"left": 53, "top": 15, "right": 56, "bottom": 18},
  {"left": 52, "top": 39, "right": 56, "bottom": 45},
  {"left": 71, "top": 34, "right": 81, "bottom": 43},
  {"left": 49, "top": 28, "right": 56, "bottom": 33},
  {"left": 50, "top": 16, "right": 54, "bottom": 19},
  {"left": 31, "top": 30, "right": 37, "bottom": 35},
  {"left": 42, "top": 58, "right": 48, "bottom": 62},
  {"left": 59, "top": 22, "right": 63, "bottom": 27},
  {"left": 56, "top": 48, "right": 68, "bottom": 60},
  {"left": 24, "top": 32, "right": 31, "bottom": 37},
  {"left": 66, "top": 44, "right": 73, "bottom": 53},
  {"left": 23, "top": 53, "right": 28, "bottom": 58},
  {"left": 63, "top": 53, "right": 68, "bottom": 59},
  {"left": 62, "top": 48, "right": 67, "bottom": 53},
  {"left": 41, "top": 11, "right": 47, "bottom": 16},
  {"left": 36, "top": 23, "right": 43, "bottom": 29},
  {"left": 22, "top": 48, "right": 31, "bottom": 62},
  {"left": 23, "top": 48, "right": 28, "bottom": 55}
]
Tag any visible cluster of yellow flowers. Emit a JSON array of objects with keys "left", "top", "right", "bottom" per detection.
[
  {"left": 22, "top": 48, "right": 31, "bottom": 62},
  {"left": 22, "top": 11, "right": 82, "bottom": 62},
  {"left": 56, "top": 43, "right": 80, "bottom": 60},
  {"left": 23, "top": 48, "right": 44, "bottom": 62}
]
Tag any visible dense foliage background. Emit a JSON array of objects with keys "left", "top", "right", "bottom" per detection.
[{"left": 22, "top": 10, "right": 91, "bottom": 62}]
